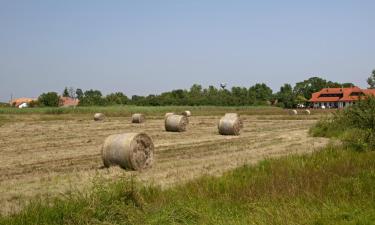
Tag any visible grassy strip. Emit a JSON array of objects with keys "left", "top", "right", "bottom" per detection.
[
  {"left": 1, "top": 145, "right": 374, "bottom": 225},
  {"left": 0, "top": 105, "right": 334, "bottom": 116}
]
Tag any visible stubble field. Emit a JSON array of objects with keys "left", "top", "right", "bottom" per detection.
[{"left": 0, "top": 110, "right": 328, "bottom": 214}]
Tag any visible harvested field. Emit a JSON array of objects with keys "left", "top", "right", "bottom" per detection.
[{"left": 0, "top": 115, "right": 328, "bottom": 214}]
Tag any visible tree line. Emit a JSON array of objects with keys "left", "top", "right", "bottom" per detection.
[{"left": 32, "top": 75, "right": 362, "bottom": 108}]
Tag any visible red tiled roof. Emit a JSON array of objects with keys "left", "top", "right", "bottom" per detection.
[
  {"left": 10, "top": 98, "right": 37, "bottom": 107},
  {"left": 59, "top": 97, "right": 79, "bottom": 107},
  {"left": 309, "top": 86, "right": 372, "bottom": 103}
]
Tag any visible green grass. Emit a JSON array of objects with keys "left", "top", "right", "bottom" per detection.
[
  {"left": 2, "top": 144, "right": 375, "bottom": 225},
  {"left": 0, "top": 105, "right": 287, "bottom": 116},
  {"left": 0, "top": 105, "right": 334, "bottom": 117}
]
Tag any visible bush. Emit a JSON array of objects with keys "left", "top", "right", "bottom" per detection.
[
  {"left": 0, "top": 102, "right": 10, "bottom": 108},
  {"left": 311, "top": 96, "right": 375, "bottom": 151},
  {"left": 38, "top": 92, "right": 60, "bottom": 107},
  {"left": 28, "top": 100, "right": 39, "bottom": 108}
]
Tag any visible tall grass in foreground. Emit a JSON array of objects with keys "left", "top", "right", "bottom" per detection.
[{"left": 1, "top": 145, "right": 375, "bottom": 225}]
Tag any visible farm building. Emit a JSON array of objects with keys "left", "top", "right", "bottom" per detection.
[
  {"left": 10, "top": 97, "right": 79, "bottom": 108},
  {"left": 59, "top": 97, "right": 79, "bottom": 107},
  {"left": 9, "top": 97, "right": 37, "bottom": 108},
  {"left": 309, "top": 86, "right": 375, "bottom": 108}
]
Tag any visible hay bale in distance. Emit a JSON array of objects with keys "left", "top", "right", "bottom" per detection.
[
  {"left": 165, "top": 112, "right": 175, "bottom": 119},
  {"left": 165, "top": 115, "right": 188, "bottom": 132},
  {"left": 181, "top": 110, "right": 191, "bottom": 117},
  {"left": 289, "top": 110, "right": 298, "bottom": 115},
  {"left": 224, "top": 113, "right": 243, "bottom": 128},
  {"left": 94, "top": 113, "right": 105, "bottom": 121},
  {"left": 132, "top": 113, "right": 145, "bottom": 123},
  {"left": 218, "top": 116, "right": 241, "bottom": 135},
  {"left": 102, "top": 133, "right": 154, "bottom": 170},
  {"left": 304, "top": 109, "right": 311, "bottom": 115}
]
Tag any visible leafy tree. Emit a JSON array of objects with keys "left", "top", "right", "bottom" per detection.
[
  {"left": 277, "top": 84, "right": 295, "bottom": 108},
  {"left": 62, "top": 87, "right": 69, "bottom": 97},
  {"left": 106, "top": 92, "right": 129, "bottom": 105},
  {"left": 367, "top": 70, "right": 375, "bottom": 89},
  {"left": 76, "top": 89, "right": 84, "bottom": 100},
  {"left": 249, "top": 83, "right": 273, "bottom": 104},
  {"left": 293, "top": 77, "right": 328, "bottom": 100},
  {"left": 188, "top": 84, "right": 203, "bottom": 105},
  {"left": 38, "top": 92, "right": 60, "bottom": 107},
  {"left": 79, "top": 90, "right": 106, "bottom": 106},
  {"left": 68, "top": 87, "right": 76, "bottom": 98},
  {"left": 231, "top": 86, "right": 248, "bottom": 105}
]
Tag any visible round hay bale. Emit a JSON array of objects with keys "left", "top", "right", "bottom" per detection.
[
  {"left": 224, "top": 113, "right": 239, "bottom": 118},
  {"left": 304, "top": 109, "right": 311, "bottom": 115},
  {"left": 289, "top": 110, "right": 298, "bottom": 115},
  {"left": 224, "top": 113, "right": 243, "bottom": 128},
  {"left": 181, "top": 110, "right": 191, "bottom": 117},
  {"left": 165, "top": 115, "right": 188, "bottom": 132},
  {"left": 218, "top": 116, "right": 241, "bottom": 135},
  {"left": 165, "top": 112, "right": 175, "bottom": 119},
  {"left": 94, "top": 113, "right": 105, "bottom": 121},
  {"left": 132, "top": 113, "right": 145, "bottom": 123},
  {"left": 102, "top": 133, "right": 154, "bottom": 170}
]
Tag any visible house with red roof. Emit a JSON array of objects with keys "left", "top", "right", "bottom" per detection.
[
  {"left": 59, "top": 97, "right": 79, "bottom": 107},
  {"left": 309, "top": 87, "right": 375, "bottom": 108},
  {"left": 10, "top": 97, "right": 37, "bottom": 108}
]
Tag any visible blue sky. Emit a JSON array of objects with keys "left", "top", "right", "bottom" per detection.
[{"left": 0, "top": 0, "right": 374, "bottom": 101}]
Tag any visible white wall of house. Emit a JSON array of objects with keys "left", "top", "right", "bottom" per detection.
[{"left": 18, "top": 102, "right": 28, "bottom": 108}]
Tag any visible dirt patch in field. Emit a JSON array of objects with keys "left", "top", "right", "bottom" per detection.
[{"left": 0, "top": 115, "right": 327, "bottom": 214}]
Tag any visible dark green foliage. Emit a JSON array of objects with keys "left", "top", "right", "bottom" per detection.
[
  {"left": 28, "top": 100, "right": 39, "bottom": 108},
  {"left": 79, "top": 90, "right": 107, "bottom": 106},
  {"left": 75, "top": 88, "right": 83, "bottom": 100},
  {"left": 0, "top": 102, "right": 10, "bottom": 108},
  {"left": 311, "top": 96, "right": 375, "bottom": 151},
  {"left": 38, "top": 92, "right": 60, "bottom": 107},
  {"left": 367, "top": 69, "right": 375, "bottom": 89},
  {"left": 276, "top": 84, "right": 295, "bottom": 108},
  {"left": 105, "top": 92, "right": 129, "bottom": 105},
  {"left": 62, "top": 87, "right": 69, "bottom": 97},
  {"left": 131, "top": 83, "right": 274, "bottom": 106}
]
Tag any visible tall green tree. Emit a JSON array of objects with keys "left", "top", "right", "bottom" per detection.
[
  {"left": 249, "top": 83, "right": 273, "bottom": 104},
  {"left": 106, "top": 92, "right": 128, "bottom": 105},
  {"left": 367, "top": 70, "right": 375, "bottom": 89},
  {"left": 62, "top": 87, "right": 69, "bottom": 97},
  {"left": 79, "top": 90, "right": 106, "bottom": 106},
  {"left": 277, "top": 84, "right": 295, "bottom": 108},
  {"left": 38, "top": 92, "right": 60, "bottom": 107},
  {"left": 76, "top": 89, "right": 84, "bottom": 100}
]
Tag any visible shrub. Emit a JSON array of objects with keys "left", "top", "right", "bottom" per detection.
[
  {"left": 311, "top": 96, "right": 375, "bottom": 151},
  {"left": 38, "top": 92, "right": 60, "bottom": 107}
]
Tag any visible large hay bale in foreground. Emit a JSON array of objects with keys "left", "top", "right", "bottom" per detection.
[
  {"left": 224, "top": 113, "right": 243, "bottom": 128},
  {"left": 218, "top": 116, "right": 241, "bottom": 135},
  {"left": 94, "top": 113, "right": 105, "bottom": 121},
  {"left": 304, "top": 109, "right": 311, "bottom": 115},
  {"left": 132, "top": 113, "right": 145, "bottom": 123},
  {"left": 181, "top": 110, "right": 191, "bottom": 117},
  {"left": 165, "top": 115, "right": 188, "bottom": 132},
  {"left": 289, "top": 110, "right": 298, "bottom": 115},
  {"left": 102, "top": 133, "right": 154, "bottom": 170}
]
